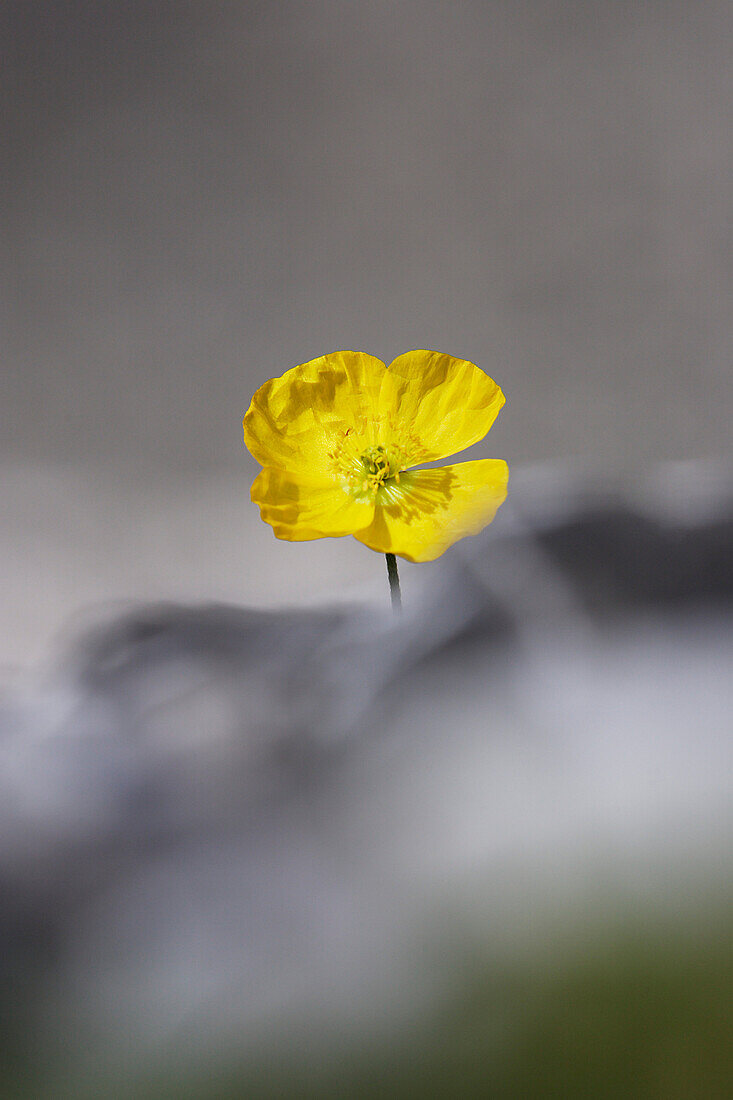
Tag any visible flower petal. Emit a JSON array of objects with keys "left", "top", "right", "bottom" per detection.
[
  {"left": 354, "top": 460, "right": 508, "bottom": 562},
  {"left": 380, "top": 350, "right": 505, "bottom": 464},
  {"left": 244, "top": 351, "right": 387, "bottom": 475},
  {"left": 251, "top": 466, "right": 376, "bottom": 542}
]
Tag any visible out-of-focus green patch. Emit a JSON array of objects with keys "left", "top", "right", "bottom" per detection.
[
  {"left": 3, "top": 909, "right": 732, "bottom": 1099},
  {"left": 147, "top": 912, "right": 733, "bottom": 1100}
]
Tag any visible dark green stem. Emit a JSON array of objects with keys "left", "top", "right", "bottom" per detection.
[{"left": 385, "top": 552, "right": 402, "bottom": 612}]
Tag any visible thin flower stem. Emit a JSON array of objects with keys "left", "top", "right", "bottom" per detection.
[{"left": 385, "top": 552, "right": 402, "bottom": 612}]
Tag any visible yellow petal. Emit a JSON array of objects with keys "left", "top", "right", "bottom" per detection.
[
  {"left": 354, "top": 460, "right": 508, "bottom": 562},
  {"left": 243, "top": 351, "right": 387, "bottom": 476},
  {"left": 380, "top": 350, "right": 505, "bottom": 464},
  {"left": 251, "top": 466, "right": 376, "bottom": 542}
]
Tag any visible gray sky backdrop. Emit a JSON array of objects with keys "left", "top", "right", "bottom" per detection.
[{"left": 2, "top": 1, "right": 732, "bottom": 665}]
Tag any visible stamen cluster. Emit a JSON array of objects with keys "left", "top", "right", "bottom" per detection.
[
  {"left": 359, "top": 445, "right": 400, "bottom": 492},
  {"left": 327, "top": 419, "right": 413, "bottom": 499}
]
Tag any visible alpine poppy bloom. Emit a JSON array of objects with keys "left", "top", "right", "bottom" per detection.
[{"left": 243, "top": 350, "right": 507, "bottom": 563}]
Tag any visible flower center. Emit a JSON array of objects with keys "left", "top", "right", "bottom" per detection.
[
  {"left": 327, "top": 425, "right": 412, "bottom": 499},
  {"left": 360, "top": 445, "right": 400, "bottom": 491}
]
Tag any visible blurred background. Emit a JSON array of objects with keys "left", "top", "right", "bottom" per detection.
[{"left": 1, "top": 2, "right": 732, "bottom": 1096}]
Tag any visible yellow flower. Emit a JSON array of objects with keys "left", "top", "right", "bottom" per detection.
[{"left": 243, "top": 350, "right": 508, "bottom": 563}]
